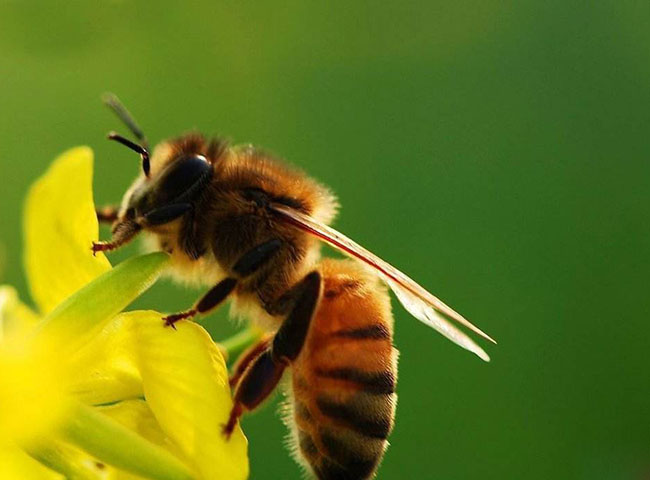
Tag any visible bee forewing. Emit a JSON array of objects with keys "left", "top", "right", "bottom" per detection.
[
  {"left": 388, "top": 279, "right": 490, "bottom": 361},
  {"left": 271, "top": 205, "right": 495, "bottom": 358}
]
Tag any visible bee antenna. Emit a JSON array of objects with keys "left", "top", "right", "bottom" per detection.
[
  {"left": 107, "top": 131, "right": 151, "bottom": 177},
  {"left": 102, "top": 92, "right": 149, "bottom": 149}
]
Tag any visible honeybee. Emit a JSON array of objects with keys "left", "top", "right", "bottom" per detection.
[{"left": 94, "top": 94, "right": 495, "bottom": 480}]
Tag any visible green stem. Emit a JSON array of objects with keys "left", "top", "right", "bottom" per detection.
[
  {"left": 58, "top": 401, "right": 194, "bottom": 480},
  {"left": 219, "top": 326, "right": 264, "bottom": 363}
]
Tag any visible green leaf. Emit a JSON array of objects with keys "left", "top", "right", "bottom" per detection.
[{"left": 67, "top": 314, "right": 144, "bottom": 406}]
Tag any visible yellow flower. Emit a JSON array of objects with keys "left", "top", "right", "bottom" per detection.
[{"left": 0, "top": 147, "right": 249, "bottom": 479}]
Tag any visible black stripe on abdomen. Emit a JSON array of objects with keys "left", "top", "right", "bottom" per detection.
[
  {"left": 316, "top": 428, "right": 383, "bottom": 480},
  {"left": 315, "top": 367, "right": 396, "bottom": 395},
  {"left": 331, "top": 324, "right": 391, "bottom": 340},
  {"left": 316, "top": 457, "right": 378, "bottom": 480},
  {"left": 298, "top": 429, "right": 319, "bottom": 459},
  {"left": 316, "top": 395, "right": 392, "bottom": 439}
]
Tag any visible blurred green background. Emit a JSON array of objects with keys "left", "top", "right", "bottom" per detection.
[{"left": 1, "top": 1, "right": 649, "bottom": 479}]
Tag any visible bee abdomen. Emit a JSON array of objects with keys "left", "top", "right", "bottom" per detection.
[
  {"left": 290, "top": 259, "right": 397, "bottom": 479},
  {"left": 293, "top": 387, "right": 396, "bottom": 479},
  {"left": 315, "top": 392, "right": 393, "bottom": 439},
  {"left": 293, "top": 364, "right": 397, "bottom": 479},
  {"left": 314, "top": 426, "right": 386, "bottom": 480}
]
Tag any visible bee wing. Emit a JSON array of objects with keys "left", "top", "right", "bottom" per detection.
[{"left": 271, "top": 204, "right": 495, "bottom": 362}]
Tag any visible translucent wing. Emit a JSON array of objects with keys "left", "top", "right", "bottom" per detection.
[{"left": 271, "top": 204, "right": 495, "bottom": 362}]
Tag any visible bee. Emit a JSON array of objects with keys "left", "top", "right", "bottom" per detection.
[{"left": 94, "top": 94, "right": 495, "bottom": 480}]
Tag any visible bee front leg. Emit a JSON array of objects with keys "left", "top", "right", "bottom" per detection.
[
  {"left": 92, "top": 219, "right": 141, "bottom": 256},
  {"left": 223, "top": 271, "right": 321, "bottom": 438}
]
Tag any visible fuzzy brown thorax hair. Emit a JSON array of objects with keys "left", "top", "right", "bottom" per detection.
[{"left": 123, "top": 133, "right": 338, "bottom": 322}]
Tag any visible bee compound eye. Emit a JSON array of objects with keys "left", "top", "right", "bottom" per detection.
[
  {"left": 125, "top": 207, "right": 136, "bottom": 219},
  {"left": 158, "top": 154, "right": 213, "bottom": 202}
]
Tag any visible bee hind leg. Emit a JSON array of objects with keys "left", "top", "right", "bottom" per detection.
[
  {"left": 223, "top": 348, "right": 285, "bottom": 438},
  {"left": 270, "top": 271, "right": 322, "bottom": 363},
  {"left": 229, "top": 335, "right": 273, "bottom": 387},
  {"left": 223, "top": 271, "right": 322, "bottom": 438}
]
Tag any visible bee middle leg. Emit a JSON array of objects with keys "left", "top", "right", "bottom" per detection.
[
  {"left": 163, "top": 277, "right": 238, "bottom": 328},
  {"left": 224, "top": 271, "right": 321, "bottom": 437},
  {"left": 163, "top": 238, "right": 284, "bottom": 327}
]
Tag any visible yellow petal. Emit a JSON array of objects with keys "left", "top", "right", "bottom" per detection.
[
  {"left": 99, "top": 399, "right": 187, "bottom": 478},
  {"left": 0, "top": 447, "right": 63, "bottom": 480},
  {"left": 67, "top": 314, "right": 143, "bottom": 406},
  {"left": 24, "top": 147, "right": 111, "bottom": 315},
  {"left": 130, "top": 312, "right": 249, "bottom": 480},
  {"left": 99, "top": 400, "right": 175, "bottom": 453},
  {"left": 68, "top": 316, "right": 263, "bottom": 408},
  {"left": 0, "top": 290, "right": 70, "bottom": 445},
  {"left": 0, "top": 342, "right": 70, "bottom": 446},
  {"left": 0, "top": 285, "right": 40, "bottom": 342}
]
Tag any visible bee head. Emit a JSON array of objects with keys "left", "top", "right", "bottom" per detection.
[{"left": 110, "top": 133, "right": 213, "bottom": 228}]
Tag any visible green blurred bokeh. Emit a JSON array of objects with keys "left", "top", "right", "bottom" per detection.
[{"left": 1, "top": 1, "right": 649, "bottom": 479}]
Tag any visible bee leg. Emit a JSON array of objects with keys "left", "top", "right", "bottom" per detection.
[
  {"left": 163, "top": 277, "right": 238, "bottom": 328},
  {"left": 180, "top": 209, "right": 205, "bottom": 260},
  {"left": 223, "top": 348, "right": 285, "bottom": 437},
  {"left": 270, "top": 271, "right": 322, "bottom": 363},
  {"left": 143, "top": 203, "right": 192, "bottom": 226},
  {"left": 164, "top": 239, "right": 282, "bottom": 327},
  {"left": 162, "top": 310, "right": 196, "bottom": 329},
  {"left": 96, "top": 205, "right": 119, "bottom": 224},
  {"left": 92, "top": 219, "right": 141, "bottom": 256},
  {"left": 229, "top": 335, "right": 273, "bottom": 387},
  {"left": 223, "top": 272, "right": 321, "bottom": 438},
  {"left": 232, "top": 238, "right": 283, "bottom": 277}
]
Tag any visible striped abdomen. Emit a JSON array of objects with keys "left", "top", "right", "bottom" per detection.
[{"left": 289, "top": 259, "right": 398, "bottom": 480}]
